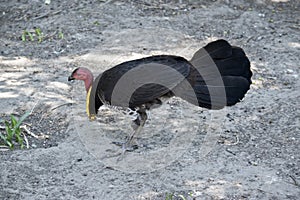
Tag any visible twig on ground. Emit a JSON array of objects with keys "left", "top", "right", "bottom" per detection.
[
  {"left": 223, "top": 134, "right": 240, "bottom": 146},
  {"left": 22, "top": 132, "right": 29, "bottom": 149},
  {"left": 289, "top": 175, "right": 299, "bottom": 188},
  {"left": 38, "top": 113, "right": 47, "bottom": 124},
  {"left": 30, "top": 100, "right": 40, "bottom": 114},
  {"left": 226, "top": 148, "right": 236, "bottom": 155},
  {"left": 231, "top": 134, "right": 239, "bottom": 145},
  {"left": 246, "top": 36, "right": 255, "bottom": 43},
  {"left": 43, "top": 30, "right": 58, "bottom": 41},
  {"left": 0, "top": 145, "right": 9, "bottom": 151},
  {"left": 38, "top": 102, "right": 73, "bottom": 123},
  {"left": 51, "top": 102, "right": 73, "bottom": 111},
  {"left": 33, "top": 10, "right": 62, "bottom": 20},
  {"left": 21, "top": 125, "right": 49, "bottom": 139}
]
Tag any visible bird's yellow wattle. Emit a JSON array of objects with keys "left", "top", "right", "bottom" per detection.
[{"left": 86, "top": 86, "right": 96, "bottom": 120}]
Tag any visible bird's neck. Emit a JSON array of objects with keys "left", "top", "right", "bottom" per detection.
[{"left": 84, "top": 73, "right": 94, "bottom": 92}]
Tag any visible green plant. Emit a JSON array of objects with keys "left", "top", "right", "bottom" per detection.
[
  {"left": 93, "top": 20, "right": 100, "bottom": 26},
  {"left": 58, "top": 31, "right": 64, "bottom": 39},
  {"left": 21, "top": 28, "right": 44, "bottom": 43},
  {"left": 0, "top": 111, "right": 30, "bottom": 149},
  {"left": 22, "top": 30, "right": 34, "bottom": 42},
  {"left": 177, "top": 194, "right": 187, "bottom": 200},
  {"left": 165, "top": 193, "right": 173, "bottom": 200},
  {"left": 35, "top": 28, "right": 44, "bottom": 43},
  {"left": 165, "top": 193, "right": 190, "bottom": 200}
]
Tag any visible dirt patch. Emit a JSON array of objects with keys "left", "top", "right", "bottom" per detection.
[{"left": 1, "top": 0, "right": 299, "bottom": 199}]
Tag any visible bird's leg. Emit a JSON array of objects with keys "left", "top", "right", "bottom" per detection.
[
  {"left": 129, "top": 117, "right": 146, "bottom": 145},
  {"left": 125, "top": 109, "right": 147, "bottom": 148},
  {"left": 118, "top": 109, "right": 147, "bottom": 160}
]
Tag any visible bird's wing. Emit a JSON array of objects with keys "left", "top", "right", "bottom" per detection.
[{"left": 95, "top": 55, "right": 191, "bottom": 108}]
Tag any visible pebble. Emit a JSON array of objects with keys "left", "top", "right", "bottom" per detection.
[
  {"left": 1, "top": 50, "right": 9, "bottom": 55},
  {"left": 257, "top": 36, "right": 263, "bottom": 41}
]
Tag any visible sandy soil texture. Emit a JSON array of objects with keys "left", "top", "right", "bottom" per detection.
[{"left": 0, "top": 0, "right": 299, "bottom": 199}]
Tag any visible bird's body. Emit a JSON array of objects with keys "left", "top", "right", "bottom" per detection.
[
  {"left": 69, "top": 39, "right": 252, "bottom": 157},
  {"left": 96, "top": 55, "right": 191, "bottom": 108}
]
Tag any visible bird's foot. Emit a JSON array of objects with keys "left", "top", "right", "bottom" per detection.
[
  {"left": 112, "top": 141, "right": 139, "bottom": 151},
  {"left": 112, "top": 141, "right": 139, "bottom": 162}
]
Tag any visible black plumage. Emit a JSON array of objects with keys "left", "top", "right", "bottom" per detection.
[
  {"left": 69, "top": 39, "right": 252, "bottom": 156},
  {"left": 88, "top": 39, "right": 251, "bottom": 113},
  {"left": 95, "top": 55, "right": 192, "bottom": 108}
]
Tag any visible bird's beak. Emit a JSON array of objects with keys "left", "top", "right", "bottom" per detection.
[{"left": 68, "top": 76, "right": 75, "bottom": 81}]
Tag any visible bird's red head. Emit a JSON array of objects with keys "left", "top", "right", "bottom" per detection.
[{"left": 68, "top": 67, "right": 94, "bottom": 92}]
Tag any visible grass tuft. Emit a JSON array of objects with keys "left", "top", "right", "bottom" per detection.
[{"left": 0, "top": 111, "right": 30, "bottom": 150}]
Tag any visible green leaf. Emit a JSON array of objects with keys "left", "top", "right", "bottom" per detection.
[
  {"left": 11, "top": 115, "right": 18, "bottom": 127},
  {"left": 11, "top": 111, "right": 30, "bottom": 136},
  {"left": 1, "top": 128, "right": 14, "bottom": 149},
  {"left": 35, "top": 28, "right": 41, "bottom": 36},
  {"left": 22, "top": 32, "right": 26, "bottom": 42},
  {"left": 0, "top": 133, "right": 7, "bottom": 142},
  {"left": 35, "top": 28, "right": 43, "bottom": 43},
  {"left": 93, "top": 21, "right": 100, "bottom": 26},
  {"left": 5, "top": 120, "right": 13, "bottom": 140},
  {"left": 15, "top": 133, "right": 23, "bottom": 147},
  {"left": 165, "top": 193, "right": 173, "bottom": 200},
  {"left": 27, "top": 32, "right": 34, "bottom": 41},
  {"left": 178, "top": 195, "right": 187, "bottom": 200},
  {"left": 58, "top": 32, "right": 64, "bottom": 39},
  {"left": 7, "top": 140, "right": 13, "bottom": 149}
]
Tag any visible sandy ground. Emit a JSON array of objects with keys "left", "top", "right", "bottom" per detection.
[{"left": 0, "top": 0, "right": 299, "bottom": 199}]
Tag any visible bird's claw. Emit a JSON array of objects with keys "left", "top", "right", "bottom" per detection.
[
  {"left": 112, "top": 141, "right": 138, "bottom": 151},
  {"left": 112, "top": 141, "right": 139, "bottom": 162},
  {"left": 122, "top": 143, "right": 139, "bottom": 151},
  {"left": 112, "top": 139, "right": 139, "bottom": 149},
  {"left": 111, "top": 141, "right": 124, "bottom": 146}
]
